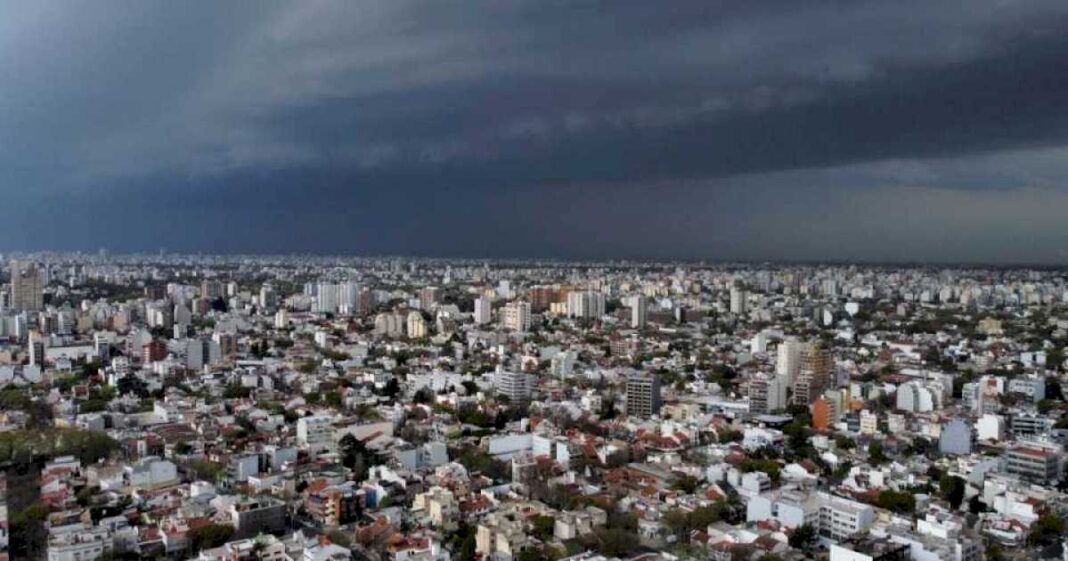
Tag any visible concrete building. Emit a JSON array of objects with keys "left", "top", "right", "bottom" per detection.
[
  {"left": 1007, "top": 374, "right": 1046, "bottom": 402},
  {"left": 501, "top": 300, "right": 531, "bottom": 332},
  {"left": 406, "top": 311, "right": 428, "bottom": 339},
  {"left": 566, "top": 291, "right": 605, "bottom": 320},
  {"left": 794, "top": 345, "right": 832, "bottom": 405},
  {"left": 830, "top": 538, "right": 910, "bottom": 561},
  {"left": 229, "top": 496, "right": 287, "bottom": 538},
  {"left": 938, "top": 419, "right": 974, "bottom": 456},
  {"left": 896, "top": 381, "right": 937, "bottom": 413},
  {"left": 626, "top": 373, "right": 661, "bottom": 418},
  {"left": 474, "top": 295, "right": 492, "bottom": 325},
  {"left": 9, "top": 261, "right": 43, "bottom": 312},
  {"left": 748, "top": 373, "right": 787, "bottom": 414},
  {"left": 629, "top": 294, "right": 647, "bottom": 328},
  {"left": 297, "top": 416, "right": 335, "bottom": 452},
  {"left": 747, "top": 488, "right": 874, "bottom": 541},
  {"left": 494, "top": 370, "right": 535, "bottom": 404},
  {"left": 729, "top": 285, "right": 746, "bottom": 315},
  {"left": 394, "top": 442, "right": 449, "bottom": 471},
  {"left": 1004, "top": 445, "right": 1061, "bottom": 483},
  {"left": 124, "top": 457, "right": 178, "bottom": 490},
  {"left": 776, "top": 337, "right": 804, "bottom": 386},
  {"left": 976, "top": 414, "right": 1006, "bottom": 442}
]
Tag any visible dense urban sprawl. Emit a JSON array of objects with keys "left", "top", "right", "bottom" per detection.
[{"left": 0, "top": 254, "right": 1066, "bottom": 561}]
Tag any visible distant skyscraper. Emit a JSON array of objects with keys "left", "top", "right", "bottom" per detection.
[
  {"left": 776, "top": 337, "right": 803, "bottom": 386},
  {"left": 474, "top": 295, "right": 492, "bottom": 325},
  {"left": 794, "top": 345, "right": 833, "bottom": 405},
  {"left": 406, "top": 311, "right": 428, "bottom": 339},
  {"left": 501, "top": 300, "right": 531, "bottom": 332},
  {"left": 9, "top": 261, "right": 43, "bottom": 312},
  {"left": 315, "top": 282, "right": 340, "bottom": 314},
  {"left": 729, "top": 284, "right": 747, "bottom": 315},
  {"left": 567, "top": 291, "right": 606, "bottom": 320},
  {"left": 626, "top": 373, "right": 661, "bottom": 418},
  {"left": 629, "top": 294, "right": 647, "bottom": 329},
  {"left": 201, "top": 280, "right": 225, "bottom": 300},
  {"left": 419, "top": 286, "right": 440, "bottom": 310}
]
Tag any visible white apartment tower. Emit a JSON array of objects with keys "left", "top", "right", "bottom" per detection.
[
  {"left": 776, "top": 337, "right": 804, "bottom": 386},
  {"left": 629, "top": 294, "right": 647, "bottom": 329},
  {"left": 474, "top": 295, "right": 492, "bottom": 325},
  {"left": 502, "top": 300, "right": 531, "bottom": 332}
]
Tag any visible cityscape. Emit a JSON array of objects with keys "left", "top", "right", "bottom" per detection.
[
  {"left": 0, "top": 255, "right": 1066, "bottom": 561},
  {"left": 3, "top": 3, "right": 1068, "bottom": 561}
]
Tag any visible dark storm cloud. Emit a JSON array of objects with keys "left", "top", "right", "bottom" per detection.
[{"left": 3, "top": 0, "right": 1068, "bottom": 261}]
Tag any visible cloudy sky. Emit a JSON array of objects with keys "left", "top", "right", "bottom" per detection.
[{"left": 4, "top": 1, "right": 1068, "bottom": 263}]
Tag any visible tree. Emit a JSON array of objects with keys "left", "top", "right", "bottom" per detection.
[
  {"left": 531, "top": 515, "right": 555, "bottom": 540},
  {"left": 671, "top": 475, "right": 699, "bottom": 494},
  {"left": 1027, "top": 513, "right": 1065, "bottom": 547},
  {"left": 661, "top": 504, "right": 725, "bottom": 539},
  {"left": 413, "top": 387, "right": 436, "bottom": 404},
  {"left": 985, "top": 540, "right": 1006, "bottom": 561},
  {"left": 76, "top": 486, "right": 100, "bottom": 507},
  {"left": 834, "top": 434, "right": 856, "bottom": 450},
  {"left": 718, "top": 429, "right": 743, "bottom": 443},
  {"left": 788, "top": 524, "right": 816, "bottom": 549},
  {"left": 10, "top": 502, "right": 49, "bottom": 559},
  {"left": 458, "top": 533, "right": 477, "bottom": 561},
  {"left": 938, "top": 475, "right": 966, "bottom": 509},
  {"left": 740, "top": 458, "right": 781, "bottom": 482},
  {"left": 223, "top": 384, "right": 251, "bottom": 399},
  {"left": 868, "top": 441, "right": 888, "bottom": 465},
  {"left": 875, "top": 490, "right": 915, "bottom": 514},
  {"left": 967, "top": 495, "right": 988, "bottom": 514},
  {"left": 517, "top": 548, "right": 548, "bottom": 561},
  {"left": 592, "top": 528, "right": 638, "bottom": 558},
  {"left": 188, "top": 524, "right": 234, "bottom": 551},
  {"left": 380, "top": 378, "right": 401, "bottom": 398},
  {"left": 1046, "top": 348, "right": 1065, "bottom": 374}
]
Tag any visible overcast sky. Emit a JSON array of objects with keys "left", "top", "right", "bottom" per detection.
[{"left": 4, "top": 1, "right": 1068, "bottom": 263}]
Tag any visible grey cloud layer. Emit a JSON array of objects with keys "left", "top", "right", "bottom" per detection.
[{"left": 2, "top": 0, "right": 1068, "bottom": 261}]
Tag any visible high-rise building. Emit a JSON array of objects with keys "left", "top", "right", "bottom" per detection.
[
  {"left": 142, "top": 339, "right": 167, "bottom": 363},
  {"left": 201, "top": 280, "right": 225, "bottom": 300},
  {"left": 28, "top": 330, "right": 46, "bottom": 366},
  {"left": 274, "top": 309, "right": 289, "bottom": 329},
  {"left": 338, "top": 282, "right": 360, "bottom": 314},
  {"left": 794, "top": 346, "right": 833, "bottom": 405},
  {"left": 776, "top": 338, "right": 803, "bottom": 386},
  {"left": 9, "top": 261, "right": 43, "bottom": 312},
  {"left": 406, "top": 311, "right": 428, "bottom": 339},
  {"left": 626, "top": 373, "right": 661, "bottom": 418},
  {"left": 495, "top": 370, "right": 535, "bottom": 403},
  {"left": 811, "top": 397, "right": 833, "bottom": 430},
  {"left": 474, "top": 295, "right": 492, "bottom": 325},
  {"left": 528, "top": 285, "right": 570, "bottom": 311},
  {"left": 748, "top": 373, "right": 787, "bottom": 414},
  {"left": 567, "top": 291, "right": 606, "bottom": 320},
  {"left": 729, "top": 285, "right": 747, "bottom": 315},
  {"left": 418, "top": 286, "right": 440, "bottom": 310},
  {"left": 187, "top": 337, "right": 222, "bottom": 371},
  {"left": 94, "top": 332, "right": 111, "bottom": 362},
  {"left": 629, "top": 294, "right": 647, "bottom": 329},
  {"left": 315, "top": 282, "right": 340, "bottom": 314},
  {"left": 501, "top": 300, "right": 531, "bottom": 332},
  {"left": 297, "top": 416, "right": 335, "bottom": 452},
  {"left": 1004, "top": 445, "right": 1060, "bottom": 483}
]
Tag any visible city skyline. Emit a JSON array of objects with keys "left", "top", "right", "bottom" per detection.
[{"left": 4, "top": 1, "right": 1068, "bottom": 262}]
